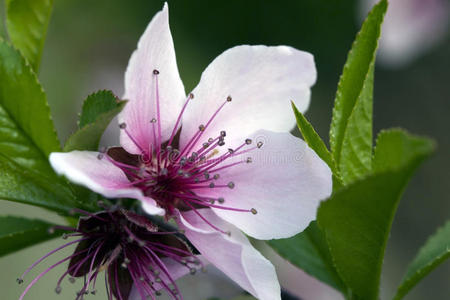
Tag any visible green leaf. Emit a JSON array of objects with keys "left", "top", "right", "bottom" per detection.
[
  {"left": 0, "top": 41, "right": 60, "bottom": 161},
  {"left": 292, "top": 102, "right": 336, "bottom": 173},
  {"left": 0, "top": 215, "right": 61, "bottom": 257},
  {"left": 329, "top": 0, "right": 387, "bottom": 184},
  {"left": 0, "top": 153, "right": 93, "bottom": 214},
  {"left": 291, "top": 102, "right": 343, "bottom": 189},
  {"left": 268, "top": 221, "right": 346, "bottom": 294},
  {"left": 64, "top": 90, "right": 126, "bottom": 151},
  {"left": 317, "top": 129, "right": 434, "bottom": 300},
  {"left": 5, "top": 0, "right": 53, "bottom": 71},
  {"left": 373, "top": 129, "right": 435, "bottom": 173},
  {"left": 393, "top": 220, "right": 450, "bottom": 300}
]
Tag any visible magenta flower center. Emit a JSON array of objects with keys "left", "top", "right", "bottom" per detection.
[
  {"left": 102, "top": 70, "right": 260, "bottom": 233},
  {"left": 17, "top": 209, "right": 200, "bottom": 300}
]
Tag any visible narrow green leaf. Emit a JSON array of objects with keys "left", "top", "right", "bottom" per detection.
[
  {"left": 268, "top": 221, "right": 346, "bottom": 293},
  {"left": 64, "top": 91, "right": 126, "bottom": 151},
  {"left": 317, "top": 129, "right": 434, "bottom": 300},
  {"left": 393, "top": 220, "right": 450, "bottom": 300},
  {"left": 338, "top": 63, "right": 374, "bottom": 184},
  {"left": 329, "top": 0, "right": 387, "bottom": 183},
  {"left": 0, "top": 153, "right": 93, "bottom": 214},
  {"left": 0, "top": 215, "right": 61, "bottom": 257},
  {"left": 291, "top": 102, "right": 343, "bottom": 189},
  {"left": 5, "top": 0, "right": 53, "bottom": 71},
  {"left": 0, "top": 41, "right": 60, "bottom": 159},
  {"left": 292, "top": 102, "right": 336, "bottom": 173}
]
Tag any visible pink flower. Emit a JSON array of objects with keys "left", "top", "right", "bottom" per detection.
[
  {"left": 50, "top": 3, "right": 332, "bottom": 299},
  {"left": 360, "top": 0, "right": 449, "bottom": 68}
]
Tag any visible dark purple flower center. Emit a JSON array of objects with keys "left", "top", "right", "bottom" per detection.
[
  {"left": 100, "top": 69, "right": 260, "bottom": 234},
  {"left": 17, "top": 209, "right": 200, "bottom": 300}
]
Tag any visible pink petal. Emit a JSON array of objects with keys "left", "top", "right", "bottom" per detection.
[
  {"left": 49, "top": 151, "right": 164, "bottom": 215},
  {"left": 120, "top": 3, "right": 185, "bottom": 154},
  {"left": 180, "top": 45, "right": 316, "bottom": 149},
  {"left": 193, "top": 130, "right": 332, "bottom": 240},
  {"left": 177, "top": 209, "right": 281, "bottom": 300}
]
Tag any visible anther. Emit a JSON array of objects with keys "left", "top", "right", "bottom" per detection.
[
  {"left": 55, "top": 286, "right": 62, "bottom": 294},
  {"left": 246, "top": 157, "right": 252, "bottom": 163},
  {"left": 199, "top": 124, "right": 205, "bottom": 131},
  {"left": 218, "top": 197, "right": 225, "bottom": 203},
  {"left": 220, "top": 130, "right": 226, "bottom": 137},
  {"left": 119, "top": 122, "right": 126, "bottom": 129},
  {"left": 203, "top": 142, "right": 209, "bottom": 148},
  {"left": 150, "top": 118, "right": 157, "bottom": 123},
  {"left": 226, "top": 96, "right": 232, "bottom": 102},
  {"left": 204, "top": 172, "right": 210, "bottom": 180},
  {"left": 245, "top": 138, "right": 252, "bottom": 145},
  {"left": 155, "top": 290, "right": 162, "bottom": 296},
  {"left": 228, "top": 148, "right": 234, "bottom": 154},
  {"left": 257, "top": 141, "right": 264, "bottom": 148},
  {"left": 189, "top": 93, "right": 194, "bottom": 99},
  {"left": 62, "top": 233, "right": 68, "bottom": 240},
  {"left": 69, "top": 277, "right": 76, "bottom": 283},
  {"left": 228, "top": 182, "right": 235, "bottom": 189},
  {"left": 153, "top": 69, "right": 160, "bottom": 75},
  {"left": 213, "top": 174, "right": 220, "bottom": 180},
  {"left": 97, "top": 153, "right": 104, "bottom": 160},
  {"left": 91, "top": 290, "right": 97, "bottom": 295},
  {"left": 190, "top": 268, "right": 197, "bottom": 275},
  {"left": 209, "top": 183, "right": 215, "bottom": 188},
  {"left": 208, "top": 137, "right": 214, "bottom": 143},
  {"left": 251, "top": 208, "right": 258, "bottom": 215},
  {"left": 218, "top": 140, "right": 225, "bottom": 146},
  {"left": 16, "top": 278, "right": 23, "bottom": 284}
]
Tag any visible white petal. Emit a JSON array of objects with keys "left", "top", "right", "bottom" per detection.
[
  {"left": 177, "top": 209, "right": 281, "bottom": 300},
  {"left": 195, "top": 130, "right": 332, "bottom": 239},
  {"left": 120, "top": 3, "right": 185, "bottom": 154},
  {"left": 49, "top": 151, "right": 164, "bottom": 215},
  {"left": 180, "top": 45, "right": 316, "bottom": 149}
]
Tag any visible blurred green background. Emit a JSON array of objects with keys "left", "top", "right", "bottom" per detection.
[{"left": 0, "top": 0, "right": 448, "bottom": 299}]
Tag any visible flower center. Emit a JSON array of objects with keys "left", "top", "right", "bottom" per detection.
[
  {"left": 102, "top": 69, "right": 260, "bottom": 234},
  {"left": 17, "top": 208, "right": 201, "bottom": 300}
]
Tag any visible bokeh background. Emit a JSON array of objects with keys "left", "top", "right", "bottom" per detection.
[{"left": 0, "top": 0, "right": 448, "bottom": 299}]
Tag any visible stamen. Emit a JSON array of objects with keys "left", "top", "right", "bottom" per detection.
[{"left": 119, "top": 123, "right": 147, "bottom": 155}]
